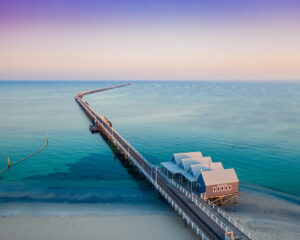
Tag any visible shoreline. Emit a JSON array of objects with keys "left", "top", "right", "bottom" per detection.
[
  {"left": 0, "top": 186, "right": 300, "bottom": 239},
  {"left": 222, "top": 186, "right": 300, "bottom": 240}
]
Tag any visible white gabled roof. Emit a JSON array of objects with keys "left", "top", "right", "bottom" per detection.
[
  {"left": 161, "top": 162, "right": 186, "bottom": 175},
  {"left": 188, "top": 161, "right": 223, "bottom": 178},
  {"left": 165, "top": 151, "right": 238, "bottom": 185},
  {"left": 180, "top": 159, "right": 202, "bottom": 171},
  {"left": 171, "top": 152, "right": 203, "bottom": 165},
  {"left": 180, "top": 156, "right": 211, "bottom": 169},
  {"left": 201, "top": 168, "right": 239, "bottom": 186},
  {"left": 188, "top": 164, "right": 210, "bottom": 178},
  {"left": 197, "top": 156, "right": 212, "bottom": 165},
  {"left": 161, "top": 162, "right": 197, "bottom": 182},
  {"left": 180, "top": 156, "right": 211, "bottom": 167},
  {"left": 210, "top": 162, "right": 224, "bottom": 170}
]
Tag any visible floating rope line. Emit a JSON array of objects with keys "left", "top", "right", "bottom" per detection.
[{"left": 0, "top": 134, "right": 48, "bottom": 176}]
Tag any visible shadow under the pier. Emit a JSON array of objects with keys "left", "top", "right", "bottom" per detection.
[{"left": 96, "top": 129, "right": 151, "bottom": 183}]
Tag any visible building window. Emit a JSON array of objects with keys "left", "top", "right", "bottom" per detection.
[
  {"left": 228, "top": 185, "right": 232, "bottom": 190},
  {"left": 221, "top": 186, "right": 224, "bottom": 191},
  {"left": 217, "top": 186, "right": 220, "bottom": 192},
  {"left": 213, "top": 187, "right": 216, "bottom": 192},
  {"left": 225, "top": 185, "right": 228, "bottom": 191}
]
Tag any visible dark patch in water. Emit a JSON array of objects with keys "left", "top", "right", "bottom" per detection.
[{"left": 26, "top": 153, "right": 145, "bottom": 182}]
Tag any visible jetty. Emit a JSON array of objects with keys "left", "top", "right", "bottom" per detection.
[{"left": 75, "top": 84, "right": 258, "bottom": 240}]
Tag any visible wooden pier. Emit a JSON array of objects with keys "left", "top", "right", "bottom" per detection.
[{"left": 75, "top": 84, "right": 257, "bottom": 240}]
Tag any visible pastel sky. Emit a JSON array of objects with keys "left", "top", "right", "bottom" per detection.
[{"left": 0, "top": 0, "right": 299, "bottom": 81}]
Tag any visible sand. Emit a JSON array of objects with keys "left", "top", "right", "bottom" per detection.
[
  {"left": 0, "top": 188, "right": 299, "bottom": 240},
  {"left": 222, "top": 187, "right": 300, "bottom": 240},
  {"left": 0, "top": 214, "right": 197, "bottom": 240}
]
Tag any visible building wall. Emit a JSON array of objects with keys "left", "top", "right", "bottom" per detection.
[
  {"left": 205, "top": 182, "right": 239, "bottom": 198},
  {"left": 197, "top": 176, "right": 206, "bottom": 193}
]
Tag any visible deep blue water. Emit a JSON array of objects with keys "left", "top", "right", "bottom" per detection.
[{"left": 0, "top": 81, "right": 299, "bottom": 206}]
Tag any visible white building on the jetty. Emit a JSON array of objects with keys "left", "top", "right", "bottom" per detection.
[{"left": 161, "top": 152, "right": 239, "bottom": 205}]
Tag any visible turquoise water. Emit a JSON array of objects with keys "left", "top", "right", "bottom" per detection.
[{"left": 0, "top": 81, "right": 300, "bottom": 206}]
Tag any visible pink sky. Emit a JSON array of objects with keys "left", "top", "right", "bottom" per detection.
[{"left": 0, "top": 0, "right": 299, "bottom": 81}]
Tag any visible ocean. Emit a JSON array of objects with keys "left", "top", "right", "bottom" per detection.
[{"left": 0, "top": 80, "right": 300, "bottom": 210}]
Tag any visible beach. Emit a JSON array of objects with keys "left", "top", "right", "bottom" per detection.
[
  {"left": 0, "top": 187, "right": 300, "bottom": 240},
  {"left": 0, "top": 213, "right": 197, "bottom": 240},
  {"left": 225, "top": 188, "right": 300, "bottom": 240}
]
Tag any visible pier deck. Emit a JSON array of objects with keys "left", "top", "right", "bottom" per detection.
[{"left": 75, "top": 84, "right": 256, "bottom": 240}]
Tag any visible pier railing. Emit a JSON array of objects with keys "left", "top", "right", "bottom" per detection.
[
  {"left": 78, "top": 97, "right": 152, "bottom": 168},
  {"left": 201, "top": 195, "right": 257, "bottom": 240},
  {"left": 76, "top": 96, "right": 211, "bottom": 240},
  {"left": 159, "top": 170, "right": 234, "bottom": 236},
  {"left": 152, "top": 181, "right": 210, "bottom": 240},
  {"left": 159, "top": 170, "right": 258, "bottom": 240},
  {"left": 101, "top": 124, "right": 210, "bottom": 240}
]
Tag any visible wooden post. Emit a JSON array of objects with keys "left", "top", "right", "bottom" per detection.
[
  {"left": 46, "top": 134, "right": 48, "bottom": 145},
  {"left": 7, "top": 157, "right": 10, "bottom": 167}
]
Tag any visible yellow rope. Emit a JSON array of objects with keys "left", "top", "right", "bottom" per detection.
[
  {"left": 0, "top": 134, "right": 48, "bottom": 176},
  {"left": 0, "top": 166, "right": 8, "bottom": 175}
]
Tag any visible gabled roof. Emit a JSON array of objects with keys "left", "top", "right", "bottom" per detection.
[
  {"left": 161, "top": 162, "right": 186, "bottom": 175},
  {"left": 171, "top": 152, "right": 203, "bottom": 165},
  {"left": 210, "top": 162, "right": 224, "bottom": 170},
  {"left": 187, "top": 160, "right": 223, "bottom": 178},
  {"left": 188, "top": 164, "right": 210, "bottom": 178},
  {"left": 180, "top": 156, "right": 211, "bottom": 167},
  {"left": 179, "top": 158, "right": 204, "bottom": 171},
  {"left": 161, "top": 161, "right": 196, "bottom": 182},
  {"left": 163, "top": 151, "right": 238, "bottom": 185},
  {"left": 201, "top": 169, "right": 239, "bottom": 186}
]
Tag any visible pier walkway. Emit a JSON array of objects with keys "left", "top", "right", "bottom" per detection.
[{"left": 75, "top": 84, "right": 257, "bottom": 240}]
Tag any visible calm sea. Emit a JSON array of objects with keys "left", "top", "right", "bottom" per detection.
[{"left": 0, "top": 81, "right": 299, "bottom": 208}]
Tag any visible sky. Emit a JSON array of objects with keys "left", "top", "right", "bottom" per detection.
[{"left": 0, "top": 0, "right": 300, "bottom": 81}]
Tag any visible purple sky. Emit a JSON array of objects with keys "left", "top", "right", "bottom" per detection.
[
  {"left": 0, "top": 0, "right": 299, "bottom": 80},
  {"left": 1, "top": 0, "right": 299, "bottom": 23}
]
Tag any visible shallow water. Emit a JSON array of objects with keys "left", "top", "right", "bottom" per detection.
[{"left": 0, "top": 81, "right": 299, "bottom": 207}]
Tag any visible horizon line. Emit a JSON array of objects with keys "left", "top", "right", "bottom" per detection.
[{"left": 1, "top": 79, "right": 299, "bottom": 83}]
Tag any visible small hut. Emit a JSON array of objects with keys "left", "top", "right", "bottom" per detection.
[
  {"left": 160, "top": 151, "right": 239, "bottom": 205},
  {"left": 198, "top": 168, "right": 239, "bottom": 204}
]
